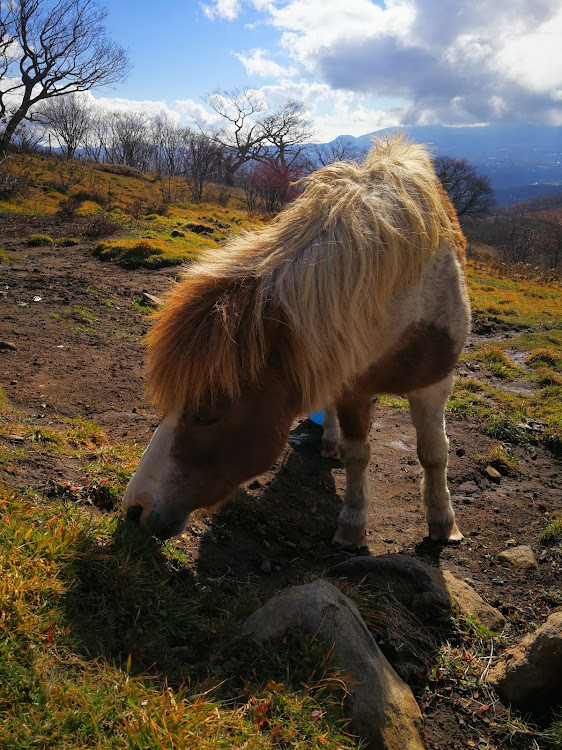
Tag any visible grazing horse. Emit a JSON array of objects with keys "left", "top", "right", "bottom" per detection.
[{"left": 123, "top": 136, "right": 471, "bottom": 545}]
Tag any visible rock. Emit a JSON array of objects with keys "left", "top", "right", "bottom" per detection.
[
  {"left": 496, "top": 545, "right": 539, "bottom": 573},
  {"left": 329, "top": 554, "right": 450, "bottom": 613},
  {"left": 0, "top": 340, "right": 17, "bottom": 351},
  {"left": 185, "top": 222, "right": 213, "bottom": 235},
  {"left": 242, "top": 579, "right": 426, "bottom": 750},
  {"left": 488, "top": 611, "right": 562, "bottom": 709},
  {"left": 170, "top": 229, "right": 185, "bottom": 237},
  {"left": 329, "top": 554, "right": 505, "bottom": 633},
  {"left": 141, "top": 292, "right": 164, "bottom": 308},
  {"left": 456, "top": 480, "right": 479, "bottom": 494},
  {"left": 441, "top": 571, "right": 505, "bottom": 633},
  {"left": 485, "top": 465, "right": 502, "bottom": 483},
  {"left": 259, "top": 559, "right": 272, "bottom": 574}
]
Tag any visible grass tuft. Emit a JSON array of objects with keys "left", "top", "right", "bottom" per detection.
[{"left": 27, "top": 233, "right": 54, "bottom": 246}]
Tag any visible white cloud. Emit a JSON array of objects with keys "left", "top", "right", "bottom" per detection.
[
  {"left": 234, "top": 48, "right": 297, "bottom": 78},
  {"left": 201, "top": 0, "right": 241, "bottom": 21},
  {"left": 86, "top": 94, "right": 181, "bottom": 122},
  {"left": 203, "top": 0, "right": 562, "bottom": 126}
]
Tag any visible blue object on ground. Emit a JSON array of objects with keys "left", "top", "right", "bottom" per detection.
[{"left": 308, "top": 411, "right": 325, "bottom": 425}]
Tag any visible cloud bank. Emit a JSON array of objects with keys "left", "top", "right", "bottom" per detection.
[{"left": 201, "top": 0, "right": 562, "bottom": 128}]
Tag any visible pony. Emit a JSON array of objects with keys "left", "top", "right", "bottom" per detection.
[{"left": 123, "top": 136, "right": 471, "bottom": 546}]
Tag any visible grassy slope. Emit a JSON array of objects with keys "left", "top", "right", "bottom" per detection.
[
  {"left": 1, "top": 154, "right": 561, "bottom": 748},
  {"left": 1, "top": 153, "right": 266, "bottom": 268}
]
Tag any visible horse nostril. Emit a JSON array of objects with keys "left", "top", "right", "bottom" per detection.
[{"left": 126, "top": 505, "right": 143, "bottom": 524}]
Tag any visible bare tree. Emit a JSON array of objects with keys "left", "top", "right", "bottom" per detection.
[
  {"left": 105, "top": 111, "right": 153, "bottom": 170},
  {"left": 82, "top": 107, "right": 107, "bottom": 162},
  {"left": 259, "top": 99, "right": 314, "bottom": 170},
  {"left": 37, "top": 93, "right": 92, "bottom": 158},
  {"left": 0, "top": 0, "right": 130, "bottom": 158},
  {"left": 207, "top": 88, "right": 267, "bottom": 184},
  {"left": 497, "top": 208, "right": 539, "bottom": 265},
  {"left": 180, "top": 129, "right": 220, "bottom": 203},
  {"left": 435, "top": 156, "right": 495, "bottom": 218},
  {"left": 152, "top": 113, "right": 184, "bottom": 177},
  {"left": 314, "top": 139, "right": 360, "bottom": 167}
]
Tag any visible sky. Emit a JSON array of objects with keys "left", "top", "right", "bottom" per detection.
[{"left": 90, "top": 0, "right": 562, "bottom": 142}]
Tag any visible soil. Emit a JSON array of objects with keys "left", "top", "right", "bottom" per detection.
[{"left": 1, "top": 217, "right": 561, "bottom": 750}]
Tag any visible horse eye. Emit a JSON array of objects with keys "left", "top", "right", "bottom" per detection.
[{"left": 193, "top": 413, "right": 220, "bottom": 426}]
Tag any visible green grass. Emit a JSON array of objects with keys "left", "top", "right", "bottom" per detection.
[
  {"left": 450, "top": 262, "right": 562, "bottom": 455},
  {"left": 538, "top": 517, "right": 562, "bottom": 547},
  {"left": 27, "top": 233, "right": 54, "bottom": 246},
  {"left": 0, "top": 490, "right": 358, "bottom": 750}
]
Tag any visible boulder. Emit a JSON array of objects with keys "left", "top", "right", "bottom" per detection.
[
  {"left": 496, "top": 545, "right": 539, "bottom": 573},
  {"left": 242, "top": 579, "right": 426, "bottom": 750},
  {"left": 488, "top": 611, "right": 562, "bottom": 709},
  {"left": 329, "top": 554, "right": 505, "bottom": 633},
  {"left": 441, "top": 571, "right": 505, "bottom": 633}
]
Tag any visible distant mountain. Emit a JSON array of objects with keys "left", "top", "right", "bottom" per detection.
[{"left": 318, "top": 124, "right": 562, "bottom": 207}]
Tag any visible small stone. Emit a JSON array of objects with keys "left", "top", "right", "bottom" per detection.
[
  {"left": 0, "top": 340, "right": 17, "bottom": 351},
  {"left": 456, "top": 447, "right": 466, "bottom": 457},
  {"left": 141, "top": 292, "right": 164, "bottom": 307},
  {"left": 497, "top": 545, "right": 539, "bottom": 573},
  {"left": 248, "top": 480, "right": 261, "bottom": 490},
  {"left": 485, "top": 465, "right": 502, "bottom": 483},
  {"left": 260, "top": 560, "right": 272, "bottom": 574}
]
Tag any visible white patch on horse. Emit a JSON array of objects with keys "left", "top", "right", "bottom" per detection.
[{"left": 123, "top": 413, "right": 179, "bottom": 523}]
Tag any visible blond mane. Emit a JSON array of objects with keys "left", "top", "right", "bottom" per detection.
[{"left": 147, "top": 135, "right": 465, "bottom": 415}]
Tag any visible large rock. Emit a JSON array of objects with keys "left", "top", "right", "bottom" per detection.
[
  {"left": 441, "top": 571, "right": 505, "bottom": 633},
  {"left": 488, "top": 611, "right": 562, "bottom": 709},
  {"left": 329, "top": 554, "right": 505, "bottom": 633},
  {"left": 241, "top": 579, "right": 426, "bottom": 750},
  {"left": 496, "top": 545, "right": 539, "bottom": 573}
]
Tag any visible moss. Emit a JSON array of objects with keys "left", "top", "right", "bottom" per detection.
[{"left": 27, "top": 233, "right": 54, "bottom": 247}]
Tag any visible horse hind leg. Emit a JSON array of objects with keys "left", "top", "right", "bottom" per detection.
[
  {"left": 407, "top": 374, "right": 463, "bottom": 542},
  {"left": 321, "top": 406, "right": 340, "bottom": 458},
  {"left": 332, "top": 398, "right": 373, "bottom": 546}
]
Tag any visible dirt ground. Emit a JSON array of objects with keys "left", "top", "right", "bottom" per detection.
[{"left": 1, "top": 218, "right": 561, "bottom": 748}]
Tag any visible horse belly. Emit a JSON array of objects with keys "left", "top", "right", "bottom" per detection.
[{"left": 356, "top": 322, "right": 460, "bottom": 397}]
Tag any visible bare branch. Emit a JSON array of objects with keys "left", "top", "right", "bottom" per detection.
[{"left": 0, "top": 0, "right": 130, "bottom": 156}]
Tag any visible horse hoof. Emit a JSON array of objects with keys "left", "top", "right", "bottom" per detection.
[
  {"left": 428, "top": 520, "right": 464, "bottom": 543},
  {"left": 321, "top": 445, "right": 340, "bottom": 459},
  {"left": 332, "top": 525, "right": 365, "bottom": 547}
]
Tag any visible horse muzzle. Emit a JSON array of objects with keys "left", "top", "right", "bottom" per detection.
[{"left": 126, "top": 504, "right": 187, "bottom": 540}]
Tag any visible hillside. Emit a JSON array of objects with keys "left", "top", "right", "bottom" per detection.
[
  {"left": 1, "top": 155, "right": 561, "bottom": 750},
  {"left": 321, "top": 124, "right": 562, "bottom": 206}
]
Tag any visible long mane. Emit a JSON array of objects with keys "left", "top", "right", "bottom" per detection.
[{"left": 147, "top": 136, "right": 465, "bottom": 415}]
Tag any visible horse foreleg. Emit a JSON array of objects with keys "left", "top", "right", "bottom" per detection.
[
  {"left": 321, "top": 406, "right": 340, "bottom": 458},
  {"left": 332, "top": 398, "right": 373, "bottom": 546},
  {"left": 407, "top": 374, "right": 463, "bottom": 542}
]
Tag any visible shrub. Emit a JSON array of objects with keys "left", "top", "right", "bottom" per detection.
[
  {"left": 0, "top": 162, "right": 32, "bottom": 200},
  {"left": 27, "top": 234, "right": 54, "bottom": 247},
  {"left": 71, "top": 188, "right": 108, "bottom": 207},
  {"left": 95, "top": 163, "right": 143, "bottom": 178},
  {"left": 93, "top": 239, "right": 182, "bottom": 269},
  {"left": 83, "top": 212, "right": 121, "bottom": 239}
]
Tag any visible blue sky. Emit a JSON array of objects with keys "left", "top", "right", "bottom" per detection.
[{"left": 91, "top": 0, "right": 562, "bottom": 141}]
